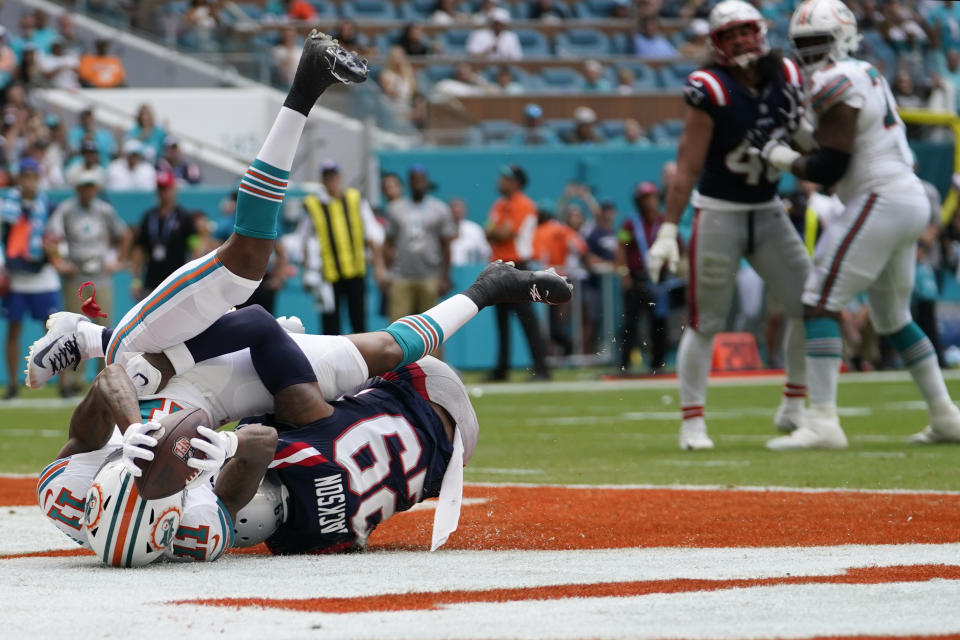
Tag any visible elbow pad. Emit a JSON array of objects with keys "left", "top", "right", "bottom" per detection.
[{"left": 803, "top": 146, "right": 851, "bottom": 186}]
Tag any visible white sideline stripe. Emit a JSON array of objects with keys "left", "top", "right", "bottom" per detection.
[{"left": 5, "top": 541, "right": 960, "bottom": 639}]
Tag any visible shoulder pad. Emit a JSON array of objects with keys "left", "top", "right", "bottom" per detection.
[
  {"left": 684, "top": 70, "right": 730, "bottom": 108},
  {"left": 781, "top": 58, "right": 803, "bottom": 86}
]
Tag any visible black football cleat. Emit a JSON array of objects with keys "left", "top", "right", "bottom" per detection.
[
  {"left": 466, "top": 260, "right": 573, "bottom": 308},
  {"left": 301, "top": 29, "right": 368, "bottom": 86}
]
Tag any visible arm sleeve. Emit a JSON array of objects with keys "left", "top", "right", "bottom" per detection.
[{"left": 810, "top": 70, "right": 862, "bottom": 115}]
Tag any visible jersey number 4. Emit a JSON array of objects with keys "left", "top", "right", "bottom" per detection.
[
  {"left": 725, "top": 140, "right": 780, "bottom": 186},
  {"left": 334, "top": 415, "right": 425, "bottom": 541}
]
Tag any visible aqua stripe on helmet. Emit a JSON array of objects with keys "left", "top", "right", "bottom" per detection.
[
  {"left": 101, "top": 473, "right": 130, "bottom": 565},
  {"left": 124, "top": 498, "right": 148, "bottom": 568}
]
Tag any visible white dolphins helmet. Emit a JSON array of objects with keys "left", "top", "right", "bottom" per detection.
[
  {"left": 233, "top": 470, "right": 288, "bottom": 547},
  {"left": 707, "top": 0, "right": 770, "bottom": 68},
  {"left": 83, "top": 454, "right": 183, "bottom": 567},
  {"left": 789, "top": 0, "right": 862, "bottom": 74}
]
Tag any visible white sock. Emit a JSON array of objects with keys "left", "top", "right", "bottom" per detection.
[
  {"left": 678, "top": 329, "right": 714, "bottom": 418},
  {"left": 908, "top": 355, "right": 954, "bottom": 416},
  {"left": 78, "top": 322, "right": 106, "bottom": 359},
  {"left": 256, "top": 107, "right": 307, "bottom": 172},
  {"left": 426, "top": 294, "right": 479, "bottom": 344},
  {"left": 806, "top": 355, "right": 840, "bottom": 411}
]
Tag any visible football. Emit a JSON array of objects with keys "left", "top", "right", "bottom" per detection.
[{"left": 134, "top": 407, "right": 211, "bottom": 500}]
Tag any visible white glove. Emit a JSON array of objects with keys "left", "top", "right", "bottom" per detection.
[
  {"left": 792, "top": 117, "right": 817, "bottom": 152},
  {"left": 122, "top": 421, "right": 161, "bottom": 478},
  {"left": 186, "top": 426, "right": 239, "bottom": 488},
  {"left": 647, "top": 221, "right": 679, "bottom": 283},
  {"left": 758, "top": 138, "right": 802, "bottom": 172}
]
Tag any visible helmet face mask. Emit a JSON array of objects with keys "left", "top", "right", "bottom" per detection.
[
  {"left": 789, "top": 0, "right": 862, "bottom": 74},
  {"left": 707, "top": 0, "right": 770, "bottom": 68}
]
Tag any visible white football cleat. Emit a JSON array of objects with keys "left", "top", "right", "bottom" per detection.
[
  {"left": 909, "top": 404, "right": 960, "bottom": 444},
  {"left": 276, "top": 315, "right": 306, "bottom": 334},
  {"left": 25, "top": 311, "right": 88, "bottom": 389},
  {"left": 766, "top": 407, "right": 848, "bottom": 450},
  {"left": 679, "top": 418, "right": 714, "bottom": 451},
  {"left": 124, "top": 354, "right": 163, "bottom": 397},
  {"left": 773, "top": 398, "right": 803, "bottom": 433}
]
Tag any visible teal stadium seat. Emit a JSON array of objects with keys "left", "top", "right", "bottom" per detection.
[
  {"left": 538, "top": 67, "right": 587, "bottom": 91},
  {"left": 400, "top": 0, "right": 438, "bottom": 20},
  {"left": 515, "top": 29, "right": 552, "bottom": 57},
  {"left": 308, "top": 1, "right": 339, "bottom": 18},
  {"left": 341, "top": 0, "right": 399, "bottom": 20},
  {"left": 479, "top": 120, "right": 523, "bottom": 145},
  {"left": 617, "top": 62, "right": 659, "bottom": 90},
  {"left": 657, "top": 61, "right": 699, "bottom": 89},
  {"left": 442, "top": 29, "right": 473, "bottom": 54},
  {"left": 482, "top": 66, "right": 537, "bottom": 89},
  {"left": 573, "top": 0, "right": 618, "bottom": 18},
  {"left": 554, "top": 29, "right": 612, "bottom": 58}
]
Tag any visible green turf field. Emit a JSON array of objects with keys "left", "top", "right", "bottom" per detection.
[{"left": 2, "top": 375, "right": 959, "bottom": 490}]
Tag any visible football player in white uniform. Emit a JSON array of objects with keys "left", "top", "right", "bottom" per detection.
[{"left": 754, "top": 0, "right": 960, "bottom": 449}]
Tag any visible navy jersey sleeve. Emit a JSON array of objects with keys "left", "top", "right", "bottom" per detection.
[{"left": 683, "top": 70, "right": 730, "bottom": 116}]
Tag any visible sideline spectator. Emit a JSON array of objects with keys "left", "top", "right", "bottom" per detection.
[
  {"left": 511, "top": 102, "right": 559, "bottom": 146},
  {"left": 298, "top": 160, "right": 386, "bottom": 335},
  {"left": 157, "top": 136, "right": 201, "bottom": 185},
  {"left": 631, "top": 15, "right": 679, "bottom": 59},
  {"left": 493, "top": 65, "right": 524, "bottom": 94},
  {"left": 39, "top": 39, "right": 79, "bottom": 89},
  {"left": 128, "top": 103, "right": 167, "bottom": 163},
  {"left": 431, "top": 0, "right": 470, "bottom": 25},
  {"left": 433, "top": 61, "right": 492, "bottom": 97},
  {"left": 467, "top": 8, "right": 523, "bottom": 60},
  {"left": 68, "top": 108, "right": 115, "bottom": 166},
  {"left": 130, "top": 171, "right": 203, "bottom": 299},
  {"left": 0, "top": 159, "right": 60, "bottom": 399},
  {"left": 380, "top": 172, "right": 405, "bottom": 208},
  {"left": 79, "top": 39, "right": 127, "bottom": 88},
  {"left": 529, "top": 0, "right": 570, "bottom": 22},
  {"left": 616, "top": 181, "right": 667, "bottom": 373},
  {"left": 485, "top": 164, "right": 550, "bottom": 380},
  {"left": 272, "top": 26, "right": 301, "bottom": 87},
  {"left": 107, "top": 139, "right": 157, "bottom": 190},
  {"left": 584, "top": 60, "right": 613, "bottom": 92},
  {"left": 583, "top": 199, "right": 617, "bottom": 351},
  {"left": 532, "top": 200, "right": 586, "bottom": 355},
  {"left": 397, "top": 23, "right": 437, "bottom": 56},
  {"left": 449, "top": 197, "right": 491, "bottom": 265},
  {"left": 562, "top": 106, "right": 604, "bottom": 145},
  {"left": 678, "top": 18, "right": 710, "bottom": 58},
  {"left": 46, "top": 169, "right": 129, "bottom": 395},
  {"left": 380, "top": 47, "right": 417, "bottom": 115},
  {"left": 384, "top": 165, "right": 456, "bottom": 321}
]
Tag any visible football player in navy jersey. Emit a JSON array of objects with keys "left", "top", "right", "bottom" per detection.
[{"left": 645, "top": 0, "right": 814, "bottom": 450}]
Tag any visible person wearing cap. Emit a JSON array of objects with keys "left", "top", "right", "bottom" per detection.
[
  {"left": 158, "top": 136, "right": 201, "bottom": 185},
  {"left": 679, "top": 18, "right": 711, "bottom": 58},
  {"left": 129, "top": 170, "right": 202, "bottom": 300},
  {"left": 582, "top": 198, "right": 618, "bottom": 351},
  {"left": 107, "top": 138, "right": 158, "bottom": 190},
  {"left": 0, "top": 158, "right": 60, "bottom": 398},
  {"left": 78, "top": 38, "right": 127, "bottom": 89},
  {"left": 466, "top": 7, "right": 523, "bottom": 60},
  {"left": 509, "top": 102, "right": 559, "bottom": 146},
  {"left": 384, "top": 165, "right": 456, "bottom": 322},
  {"left": 46, "top": 169, "right": 130, "bottom": 394},
  {"left": 484, "top": 164, "right": 550, "bottom": 380},
  {"left": 299, "top": 160, "right": 386, "bottom": 335},
  {"left": 563, "top": 106, "right": 605, "bottom": 145},
  {"left": 616, "top": 181, "right": 668, "bottom": 374},
  {"left": 67, "top": 108, "right": 115, "bottom": 167}
]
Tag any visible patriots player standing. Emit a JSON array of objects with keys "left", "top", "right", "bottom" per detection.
[{"left": 646, "top": 0, "right": 813, "bottom": 450}]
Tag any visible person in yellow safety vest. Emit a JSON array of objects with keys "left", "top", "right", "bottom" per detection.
[{"left": 299, "top": 160, "right": 386, "bottom": 334}]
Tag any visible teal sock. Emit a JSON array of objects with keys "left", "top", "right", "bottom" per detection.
[
  {"left": 888, "top": 321, "right": 952, "bottom": 413},
  {"left": 383, "top": 314, "right": 445, "bottom": 368},
  {"left": 805, "top": 317, "right": 842, "bottom": 409},
  {"left": 234, "top": 158, "right": 289, "bottom": 240}
]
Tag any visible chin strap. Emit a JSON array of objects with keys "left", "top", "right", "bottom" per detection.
[{"left": 430, "top": 428, "right": 464, "bottom": 551}]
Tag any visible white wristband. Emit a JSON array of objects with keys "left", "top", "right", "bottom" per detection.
[
  {"left": 768, "top": 145, "right": 801, "bottom": 172},
  {"left": 223, "top": 430, "right": 239, "bottom": 458}
]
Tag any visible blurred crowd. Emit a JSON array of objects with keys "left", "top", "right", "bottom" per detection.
[{"left": 0, "top": 8, "right": 202, "bottom": 190}]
